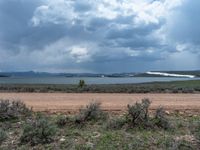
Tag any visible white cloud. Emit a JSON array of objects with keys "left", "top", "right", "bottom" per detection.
[
  {"left": 70, "top": 46, "right": 91, "bottom": 63},
  {"left": 31, "top": 0, "right": 77, "bottom": 26},
  {"left": 31, "top": 0, "right": 183, "bottom": 26},
  {"left": 176, "top": 43, "right": 188, "bottom": 52},
  {"left": 1, "top": 0, "right": 199, "bottom": 72},
  {"left": 125, "top": 49, "right": 140, "bottom": 57}
]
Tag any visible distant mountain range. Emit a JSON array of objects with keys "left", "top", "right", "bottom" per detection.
[
  {"left": 0, "top": 71, "right": 136, "bottom": 78},
  {"left": 0, "top": 70, "right": 199, "bottom": 78},
  {"left": 0, "top": 71, "right": 57, "bottom": 77}
]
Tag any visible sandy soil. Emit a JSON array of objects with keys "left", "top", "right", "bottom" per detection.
[{"left": 0, "top": 93, "right": 200, "bottom": 113}]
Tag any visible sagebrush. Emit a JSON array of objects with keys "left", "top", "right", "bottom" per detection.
[
  {"left": 0, "top": 99, "right": 32, "bottom": 121},
  {"left": 126, "top": 98, "right": 170, "bottom": 129},
  {"left": 0, "top": 128, "right": 7, "bottom": 144},
  {"left": 106, "top": 117, "right": 126, "bottom": 130},
  {"left": 153, "top": 107, "right": 170, "bottom": 129},
  {"left": 20, "top": 116, "right": 57, "bottom": 146},
  {"left": 127, "top": 98, "right": 151, "bottom": 128},
  {"left": 75, "top": 102, "right": 107, "bottom": 124},
  {"left": 56, "top": 115, "right": 72, "bottom": 127}
]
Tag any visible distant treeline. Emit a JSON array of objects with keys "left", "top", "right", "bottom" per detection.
[{"left": 0, "top": 75, "right": 9, "bottom": 77}]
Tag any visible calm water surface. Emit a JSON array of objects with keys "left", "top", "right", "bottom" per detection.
[{"left": 0, "top": 77, "right": 198, "bottom": 84}]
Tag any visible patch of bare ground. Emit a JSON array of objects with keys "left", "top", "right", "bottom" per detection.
[{"left": 0, "top": 93, "right": 199, "bottom": 114}]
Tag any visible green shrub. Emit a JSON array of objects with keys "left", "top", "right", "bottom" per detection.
[
  {"left": 75, "top": 102, "right": 106, "bottom": 124},
  {"left": 56, "top": 115, "right": 71, "bottom": 127},
  {"left": 20, "top": 116, "right": 57, "bottom": 146},
  {"left": 126, "top": 98, "right": 151, "bottom": 128},
  {"left": 0, "top": 99, "right": 32, "bottom": 121},
  {"left": 171, "top": 139, "right": 195, "bottom": 150},
  {"left": 126, "top": 99, "right": 171, "bottom": 130},
  {"left": 197, "top": 124, "right": 200, "bottom": 141},
  {"left": 106, "top": 117, "right": 126, "bottom": 130},
  {"left": 192, "top": 122, "right": 200, "bottom": 141},
  {"left": 78, "top": 80, "right": 86, "bottom": 88},
  {"left": 0, "top": 128, "right": 7, "bottom": 144},
  {"left": 153, "top": 107, "right": 170, "bottom": 130}
]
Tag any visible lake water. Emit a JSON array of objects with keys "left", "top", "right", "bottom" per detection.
[{"left": 0, "top": 77, "right": 198, "bottom": 84}]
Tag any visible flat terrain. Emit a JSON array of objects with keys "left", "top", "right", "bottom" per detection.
[
  {"left": 0, "top": 93, "right": 200, "bottom": 113},
  {"left": 0, "top": 80, "right": 200, "bottom": 93}
]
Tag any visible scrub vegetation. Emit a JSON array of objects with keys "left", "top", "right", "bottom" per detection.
[
  {"left": 0, "top": 99, "right": 199, "bottom": 149},
  {"left": 0, "top": 80, "right": 200, "bottom": 93}
]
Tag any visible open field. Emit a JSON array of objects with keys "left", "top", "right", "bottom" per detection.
[
  {"left": 0, "top": 93, "right": 200, "bottom": 113},
  {"left": 0, "top": 80, "right": 200, "bottom": 93}
]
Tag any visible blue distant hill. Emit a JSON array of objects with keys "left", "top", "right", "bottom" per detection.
[
  {"left": 0, "top": 71, "right": 136, "bottom": 77},
  {"left": 0, "top": 70, "right": 199, "bottom": 78}
]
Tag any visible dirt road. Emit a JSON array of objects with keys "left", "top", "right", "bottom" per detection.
[{"left": 0, "top": 93, "right": 200, "bottom": 113}]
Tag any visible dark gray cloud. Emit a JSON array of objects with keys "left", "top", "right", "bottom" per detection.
[
  {"left": 0, "top": 0, "right": 41, "bottom": 50},
  {"left": 0, "top": 0, "right": 199, "bottom": 72},
  {"left": 73, "top": 1, "right": 92, "bottom": 12},
  {"left": 168, "top": 0, "right": 200, "bottom": 45}
]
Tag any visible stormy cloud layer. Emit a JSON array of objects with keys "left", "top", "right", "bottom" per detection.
[{"left": 0, "top": 0, "right": 199, "bottom": 73}]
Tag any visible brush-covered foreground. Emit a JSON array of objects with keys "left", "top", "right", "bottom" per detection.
[{"left": 0, "top": 99, "right": 200, "bottom": 150}]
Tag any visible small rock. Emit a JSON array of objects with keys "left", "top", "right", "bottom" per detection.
[
  {"left": 165, "top": 111, "right": 170, "bottom": 115},
  {"left": 60, "top": 137, "right": 65, "bottom": 142},
  {"left": 188, "top": 114, "right": 193, "bottom": 117},
  {"left": 92, "top": 132, "right": 101, "bottom": 138},
  {"left": 175, "top": 135, "right": 197, "bottom": 144},
  {"left": 179, "top": 112, "right": 184, "bottom": 115}
]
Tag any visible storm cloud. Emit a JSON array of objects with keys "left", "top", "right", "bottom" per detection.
[{"left": 0, "top": 0, "right": 199, "bottom": 73}]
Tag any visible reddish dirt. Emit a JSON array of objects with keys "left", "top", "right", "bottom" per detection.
[{"left": 0, "top": 93, "right": 200, "bottom": 113}]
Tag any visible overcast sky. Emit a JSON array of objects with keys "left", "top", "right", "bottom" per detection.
[{"left": 0, "top": 0, "right": 199, "bottom": 73}]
